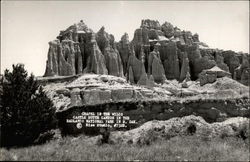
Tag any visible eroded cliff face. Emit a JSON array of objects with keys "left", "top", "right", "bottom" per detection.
[
  {"left": 44, "top": 21, "right": 122, "bottom": 78},
  {"left": 44, "top": 19, "right": 249, "bottom": 86}
]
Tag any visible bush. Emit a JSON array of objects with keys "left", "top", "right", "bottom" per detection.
[{"left": 0, "top": 64, "right": 57, "bottom": 147}]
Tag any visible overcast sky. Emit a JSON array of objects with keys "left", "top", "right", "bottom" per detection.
[{"left": 1, "top": 1, "right": 249, "bottom": 76}]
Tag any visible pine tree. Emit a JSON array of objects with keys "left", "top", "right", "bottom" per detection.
[{"left": 0, "top": 64, "right": 57, "bottom": 147}]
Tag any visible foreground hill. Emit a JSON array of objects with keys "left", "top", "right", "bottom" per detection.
[{"left": 1, "top": 115, "right": 249, "bottom": 161}]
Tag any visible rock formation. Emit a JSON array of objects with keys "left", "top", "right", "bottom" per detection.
[
  {"left": 193, "top": 56, "right": 217, "bottom": 79},
  {"left": 179, "top": 52, "right": 190, "bottom": 82},
  {"left": 44, "top": 40, "right": 76, "bottom": 76},
  {"left": 103, "top": 46, "right": 124, "bottom": 77},
  {"left": 199, "top": 66, "right": 231, "bottom": 86},
  {"left": 137, "top": 62, "right": 148, "bottom": 86},
  {"left": 83, "top": 40, "right": 108, "bottom": 75},
  {"left": 108, "top": 115, "right": 249, "bottom": 145},
  {"left": 147, "top": 43, "right": 166, "bottom": 83},
  {"left": 117, "top": 33, "right": 131, "bottom": 75},
  {"left": 214, "top": 51, "right": 229, "bottom": 72},
  {"left": 161, "top": 21, "right": 174, "bottom": 38},
  {"left": 234, "top": 53, "right": 250, "bottom": 86},
  {"left": 44, "top": 19, "right": 249, "bottom": 86},
  {"left": 126, "top": 50, "right": 145, "bottom": 83},
  {"left": 160, "top": 42, "right": 180, "bottom": 80}
]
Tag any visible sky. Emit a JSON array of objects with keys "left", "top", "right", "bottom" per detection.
[{"left": 1, "top": 1, "right": 249, "bottom": 76}]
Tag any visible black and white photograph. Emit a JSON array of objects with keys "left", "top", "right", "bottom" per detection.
[{"left": 0, "top": 0, "right": 249, "bottom": 161}]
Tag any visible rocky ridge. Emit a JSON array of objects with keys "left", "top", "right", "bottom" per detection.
[
  {"left": 108, "top": 115, "right": 249, "bottom": 145},
  {"left": 42, "top": 74, "right": 249, "bottom": 114},
  {"left": 44, "top": 19, "right": 249, "bottom": 86}
]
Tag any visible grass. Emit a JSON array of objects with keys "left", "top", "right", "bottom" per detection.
[{"left": 0, "top": 135, "right": 249, "bottom": 161}]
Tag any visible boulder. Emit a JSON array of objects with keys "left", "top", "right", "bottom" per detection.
[
  {"left": 199, "top": 71, "right": 216, "bottom": 86},
  {"left": 181, "top": 81, "right": 189, "bottom": 88},
  {"left": 199, "top": 66, "right": 231, "bottom": 86},
  {"left": 193, "top": 56, "right": 216, "bottom": 79}
]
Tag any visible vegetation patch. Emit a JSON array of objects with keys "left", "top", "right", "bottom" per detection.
[{"left": 0, "top": 135, "right": 249, "bottom": 161}]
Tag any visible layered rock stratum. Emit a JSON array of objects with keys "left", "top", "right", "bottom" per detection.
[{"left": 44, "top": 19, "right": 249, "bottom": 86}]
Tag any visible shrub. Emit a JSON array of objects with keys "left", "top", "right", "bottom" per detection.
[{"left": 0, "top": 64, "right": 57, "bottom": 147}]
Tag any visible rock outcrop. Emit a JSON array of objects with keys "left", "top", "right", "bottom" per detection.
[
  {"left": 148, "top": 44, "right": 166, "bottom": 83},
  {"left": 126, "top": 50, "right": 145, "bottom": 83},
  {"left": 44, "top": 40, "right": 78, "bottom": 76},
  {"left": 117, "top": 33, "right": 131, "bottom": 75},
  {"left": 199, "top": 66, "right": 231, "bottom": 86},
  {"left": 193, "top": 56, "right": 217, "bottom": 79},
  {"left": 137, "top": 62, "right": 148, "bottom": 86},
  {"left": 179, "top": 52, "right": 190, "bottom": 82},
  {"left": 103, "top": 46, "right": 124, "bottom": 77},
  {"left": 83, "top": 40, "right": 108, "bottom": 75},
  {"left": 222, "top": 50, "right": 241, "bottom": 78},
  {"left": 160, "top": 42, "right": 180, "bottom": 80},
  {"left": 161, "top": 21, "right": 175, "bottom": 38},
  {"left": 44, "top": 19, "right": 249, "bottom": 86},
  {"left": 215, "top": 51, "right": 229, "bottom": 72},
  {"left": 108, "top": 115, "right": 249, "bottom": 145},
  {"left": 234, "top": 53, "right": 250, "bottom": 86}
]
